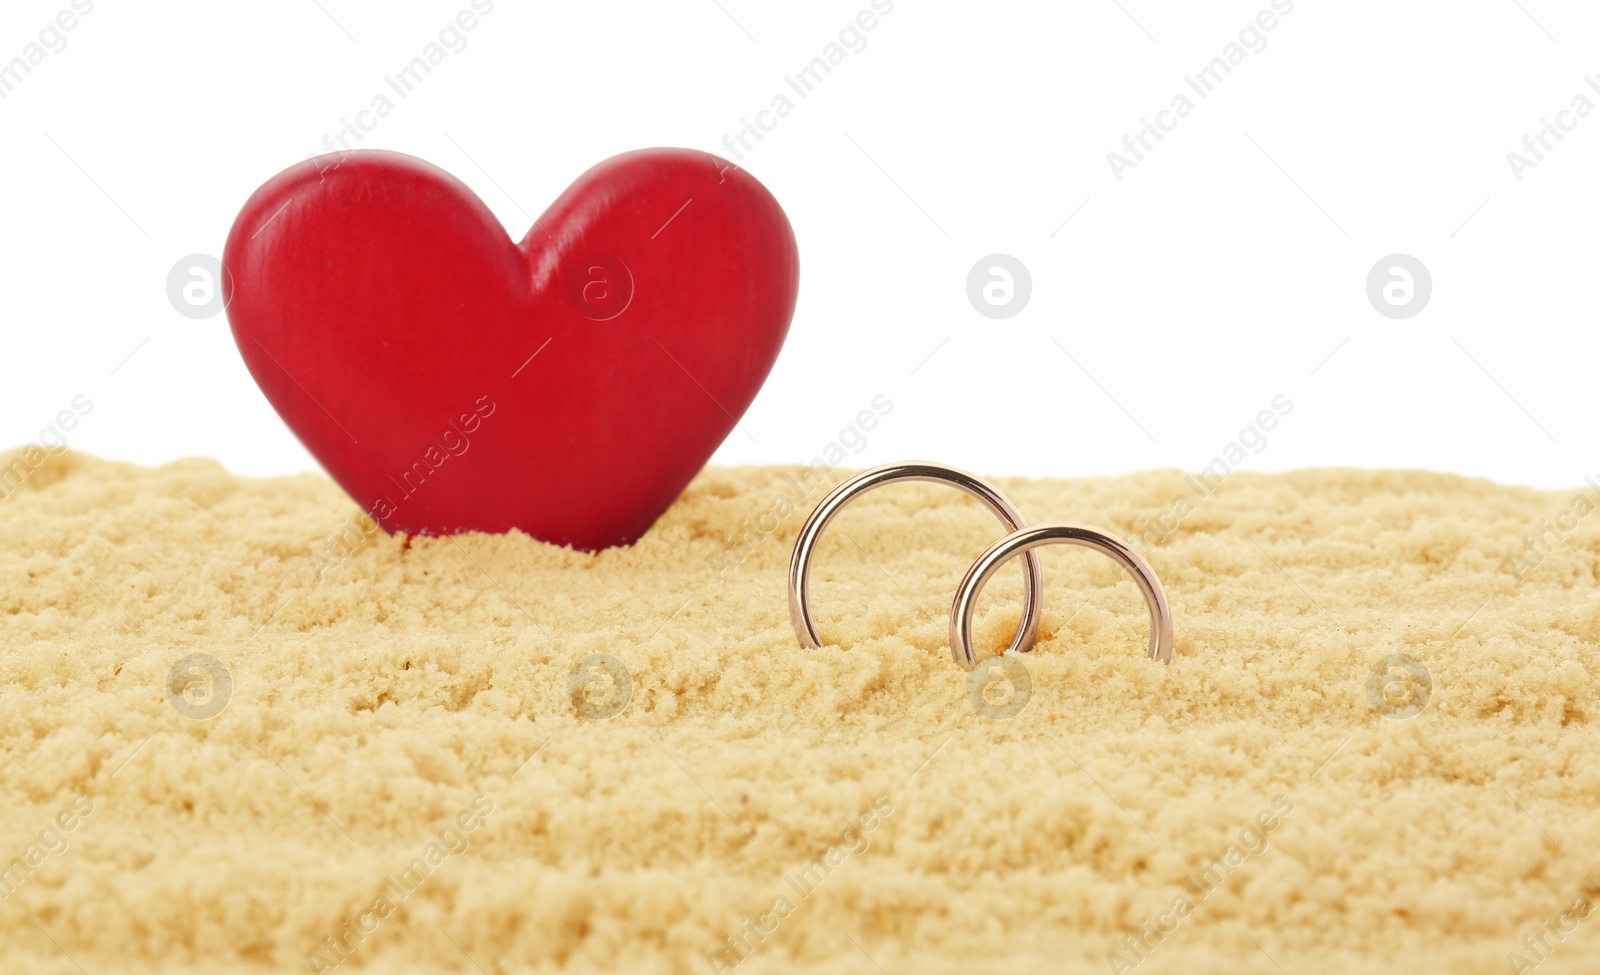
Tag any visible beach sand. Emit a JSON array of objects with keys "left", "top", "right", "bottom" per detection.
[{"left": 0, "top": 450, "right": 1596, "bottom": 974}]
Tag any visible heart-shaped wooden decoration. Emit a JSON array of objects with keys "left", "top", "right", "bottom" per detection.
[{"left": 223, "top": 148, "right": 799, "bottom": 550}]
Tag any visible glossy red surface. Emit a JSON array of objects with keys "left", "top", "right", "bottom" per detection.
[{"left": 223, "top": 149, "right": 799, "bottom": 550}]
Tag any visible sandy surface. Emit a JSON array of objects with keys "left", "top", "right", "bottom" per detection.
[{"left": 0, "top": 450, "right": 1597, "bottom": 974}]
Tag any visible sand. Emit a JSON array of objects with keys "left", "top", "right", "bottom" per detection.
[{"left": 0, "top": 450, "right": 1596, "bottom": 975}]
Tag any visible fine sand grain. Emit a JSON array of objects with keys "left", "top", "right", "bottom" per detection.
[{"left": 0, "top": 450, "right": 1597, "bottom": 974}]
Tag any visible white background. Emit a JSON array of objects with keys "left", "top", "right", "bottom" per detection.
[{"left": 1, "top": 0, "right": 1596, "bottom": 489}]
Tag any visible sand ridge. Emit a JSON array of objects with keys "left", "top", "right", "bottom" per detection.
[{"left": 0, "top": 450, "right": 1597, "bottom": 974}]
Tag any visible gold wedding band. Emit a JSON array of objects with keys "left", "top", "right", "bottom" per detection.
[
  {"left": 788, "top": 462, "right": 1044, "bottom": 660},
  {"left": 950, "top": 523, "right": 1173, "bottom": 670}
]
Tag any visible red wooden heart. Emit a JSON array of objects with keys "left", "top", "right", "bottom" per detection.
[{"left": 222, "top": 149, "right": 799, "bottom": 550}]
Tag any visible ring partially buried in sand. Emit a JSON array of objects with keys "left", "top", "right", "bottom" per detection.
[
  {"left": 787, "top": 462, "right": 1045, "bottom": 660},
  {"left": 949, "top": 523, "right": 1174, "bottom": 670},
  {"left": 788, "top": 461, "right": 1175, "bottom": 671}
]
